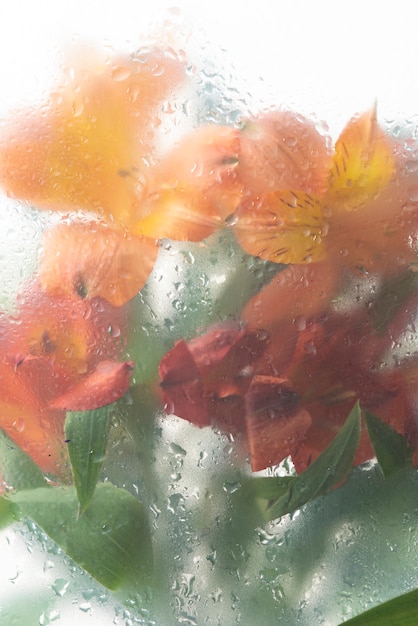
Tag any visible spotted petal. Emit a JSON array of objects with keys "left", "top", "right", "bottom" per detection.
[
  {"left": 39, "top": 221, "right": 159, "bottom": 307},
  {"left": 327, "top": 105, "right": 395, "bottom": 210},
  {"left": 232, "top": 190, "right": 326, "bottom": 264}
]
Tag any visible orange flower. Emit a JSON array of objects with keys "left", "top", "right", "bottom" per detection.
[
  {"left": 133, "top": 110, "right": 333, "bottom": 246},
  {"left": 133, "top": 125, "right": 242, "bottom": 241},
  {"left": 231, "top": 106, "right": 405, "bottom": 274},
  {"left": 38, "top": 220, "right": 159, "bottom": 307},
  {"left": 0, "top": 46, "right": 184, "bottom": 229},
  {"left": 0, "top": 282, "right": 132, "bottom": 475}
]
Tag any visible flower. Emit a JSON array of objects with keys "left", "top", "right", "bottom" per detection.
[
  {"left": 132, "top": 124, "right": 242, "bottom": 242},
  {"left": 231, "top": 105, "right": 418, "bottom": 279},
  {"left": 158, "top": 278, "right": 418, "bottom": 475},
  {"left": 0, "top": 281, "right": 133, "bottom": 475},
  {"left": 158, "top": 321, "right": 312, "bottom": 471},
  {"left": 159, "top": 322, "right": 269, "bottom": 432},
  {"left": 140, "top": 109, "right": 332, "bottom": 253},
  {"left": 0, "top": 45, "right": 184, "bottom": 230}
]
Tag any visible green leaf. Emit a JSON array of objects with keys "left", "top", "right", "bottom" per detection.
[
  {"left": 245, "top": 475, "right": 295, "bottom": 501},
  {"left": 363, "top": 409, "right": 413, "bottom": 478},
  {"left": 260, "top": 402, "right": 362, "bottom": 521},
  {"left": 9, "top": 483, "right": 152, "bottom": 590},
  {"left": 0, "top": 428, "right": 47, "bottom": 490},
  {"left": 0, "top": 495, "right": 20, "bottom": 529},
  {"left": 65, "top": 405, "right": 113, "bottom": 514},
  {"left": 340, "top": 587, "right": 418, "bottom": 625}
]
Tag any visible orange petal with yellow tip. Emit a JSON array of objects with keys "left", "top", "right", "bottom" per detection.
[
  {"left": 0, "top": 46, "right": 184, "bottom": 228},
  {"left": 39, "top": 221, "right": 159, "bottom": 306},
  {"left": 327, "top": 105, "right": 395, "bottom": 210},
  {"left": 232, "top": 190, "right": 326, "bottom": 264}
]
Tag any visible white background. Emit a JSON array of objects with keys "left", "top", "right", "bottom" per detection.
[{"left": 0, "top": 0, "right": 417, "bottom": 137}]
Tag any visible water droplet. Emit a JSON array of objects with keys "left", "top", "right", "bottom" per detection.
[
  {"left": 52, "top": 578, "right": 69, "bottom": 597},
  {"left": 12, "top": 418, "right": 25, "bottom": 433},
  {"left": 111, "top": 65, "right": 131, "bottom": 82},
  {"left": 256, "top": 528, "right": 277, "bottom": 546},
  {"left": 294, "top": 315, "right": 306, "bottom": 331},
  {"left": 409, "top": 185, "right": 418, "bottom": 202},
  {"left": 405, "top": 159, "right": 418, "bottom": 173},
  {"left": 223, "top": 480, "right": 241, "bottom": 494},
  {"left": 170, "top": 443, "right": 187, "bottom": 457},
  {"left": 108, "top": 324, "right": 121, "bottom": 338}
]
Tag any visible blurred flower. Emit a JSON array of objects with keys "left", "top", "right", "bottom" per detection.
[
  {"left": 0, "top": 45, "right": 184, "bottom": 230},
  {"left": 158, "top": 321, "right": 312, "bottom": 471},
  {"left": 159, "top": 322, "right": 268, "bottom": 431},
  {"left": 133, "top": 125, "right": 242, "bottom": 242},
  {"left": 38, "top": 220, "right": 159, "bottom": 307},
  {"left": 159, "top": 286, "right": 418, "bottom": 474},
  {"left": 0, "top": 282, "right": 133, "bottom": 475},
  {"left": 231, "top": 105, "right": 417, "bottom": 279}
]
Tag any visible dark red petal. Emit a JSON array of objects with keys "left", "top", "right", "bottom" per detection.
[
  {"left": 244, "top": 375, "right": 310, "bottom": 472},
  {"left": 245, "top": 374, "right": 299, "bottom": 415},
  {"left": 246, "top": 406, "right": 312, "bottom": 472},
  {"left": 159, "top": 339, "right": 199, "bottom": 386},
  {"left": 51, "top": 360, "right": 133, "bottom": 411},
  {"left": 161, "top": 378, "right": 212, "bottom": 427},
  {"left": 188, "top": 321, "right": 242, "bottom": 376}
]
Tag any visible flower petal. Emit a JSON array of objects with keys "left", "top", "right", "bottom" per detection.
[
  {"left": 242, "top": 262, "right": 338, "bottom": 332},
  {"left": 237, "top": 110, "right": 332, "bottom": 195},
  {"left": 159, "top": 339, "right": 200, "bottom": 387},
  {"left": 327, "top": 105, "right": 395, "bottom": 210},
  {"left": 244, "top": 375, "right": 311, "bottom": 472},
  {"left": 133, "top": 187, "right": 224, "bottom": 242},
  {"left": 0, "top": 354, "right": 68, "bottom": 475},
  {"left": 39, "top": 221, "right": 159, "bottom": 306},
  {"left": 51, "top": 360, "right": 134, "bottom": 411},
  {"left": 133, "top": 125, "right": 242, "bottom": 241},
  {"left": 232, "top": 190, "right": 326, "bottom": 264}
]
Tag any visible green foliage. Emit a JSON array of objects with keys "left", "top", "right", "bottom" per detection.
[
  {"left": 340, "top": 587, "right": 418, "bottom": 625},
  {"left": 65, "top": 405, "right": 113, "bottom": 515},
  {"left": 255, "top": 402, "right": 362, "bottom": 521},
  {"left": 363, "top": 408, "right": 413, "bottom": 478},
  {"left": 5, "top": 483, "right": 152, "bottom": 590},
  {"left": 0, "top": 428, "right": 47, "bottom": 490}
]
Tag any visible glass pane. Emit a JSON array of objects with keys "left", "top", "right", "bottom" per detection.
[{"left": 0, "top": 2, "right": 418, "bottom": 625}]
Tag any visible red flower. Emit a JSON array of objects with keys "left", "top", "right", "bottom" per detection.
[
  {"left": 159, "top": 282, "right": 418, "bottom": 475},
  {"left": 158, "top": 321, "right": 312, "bottom": 471}
]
